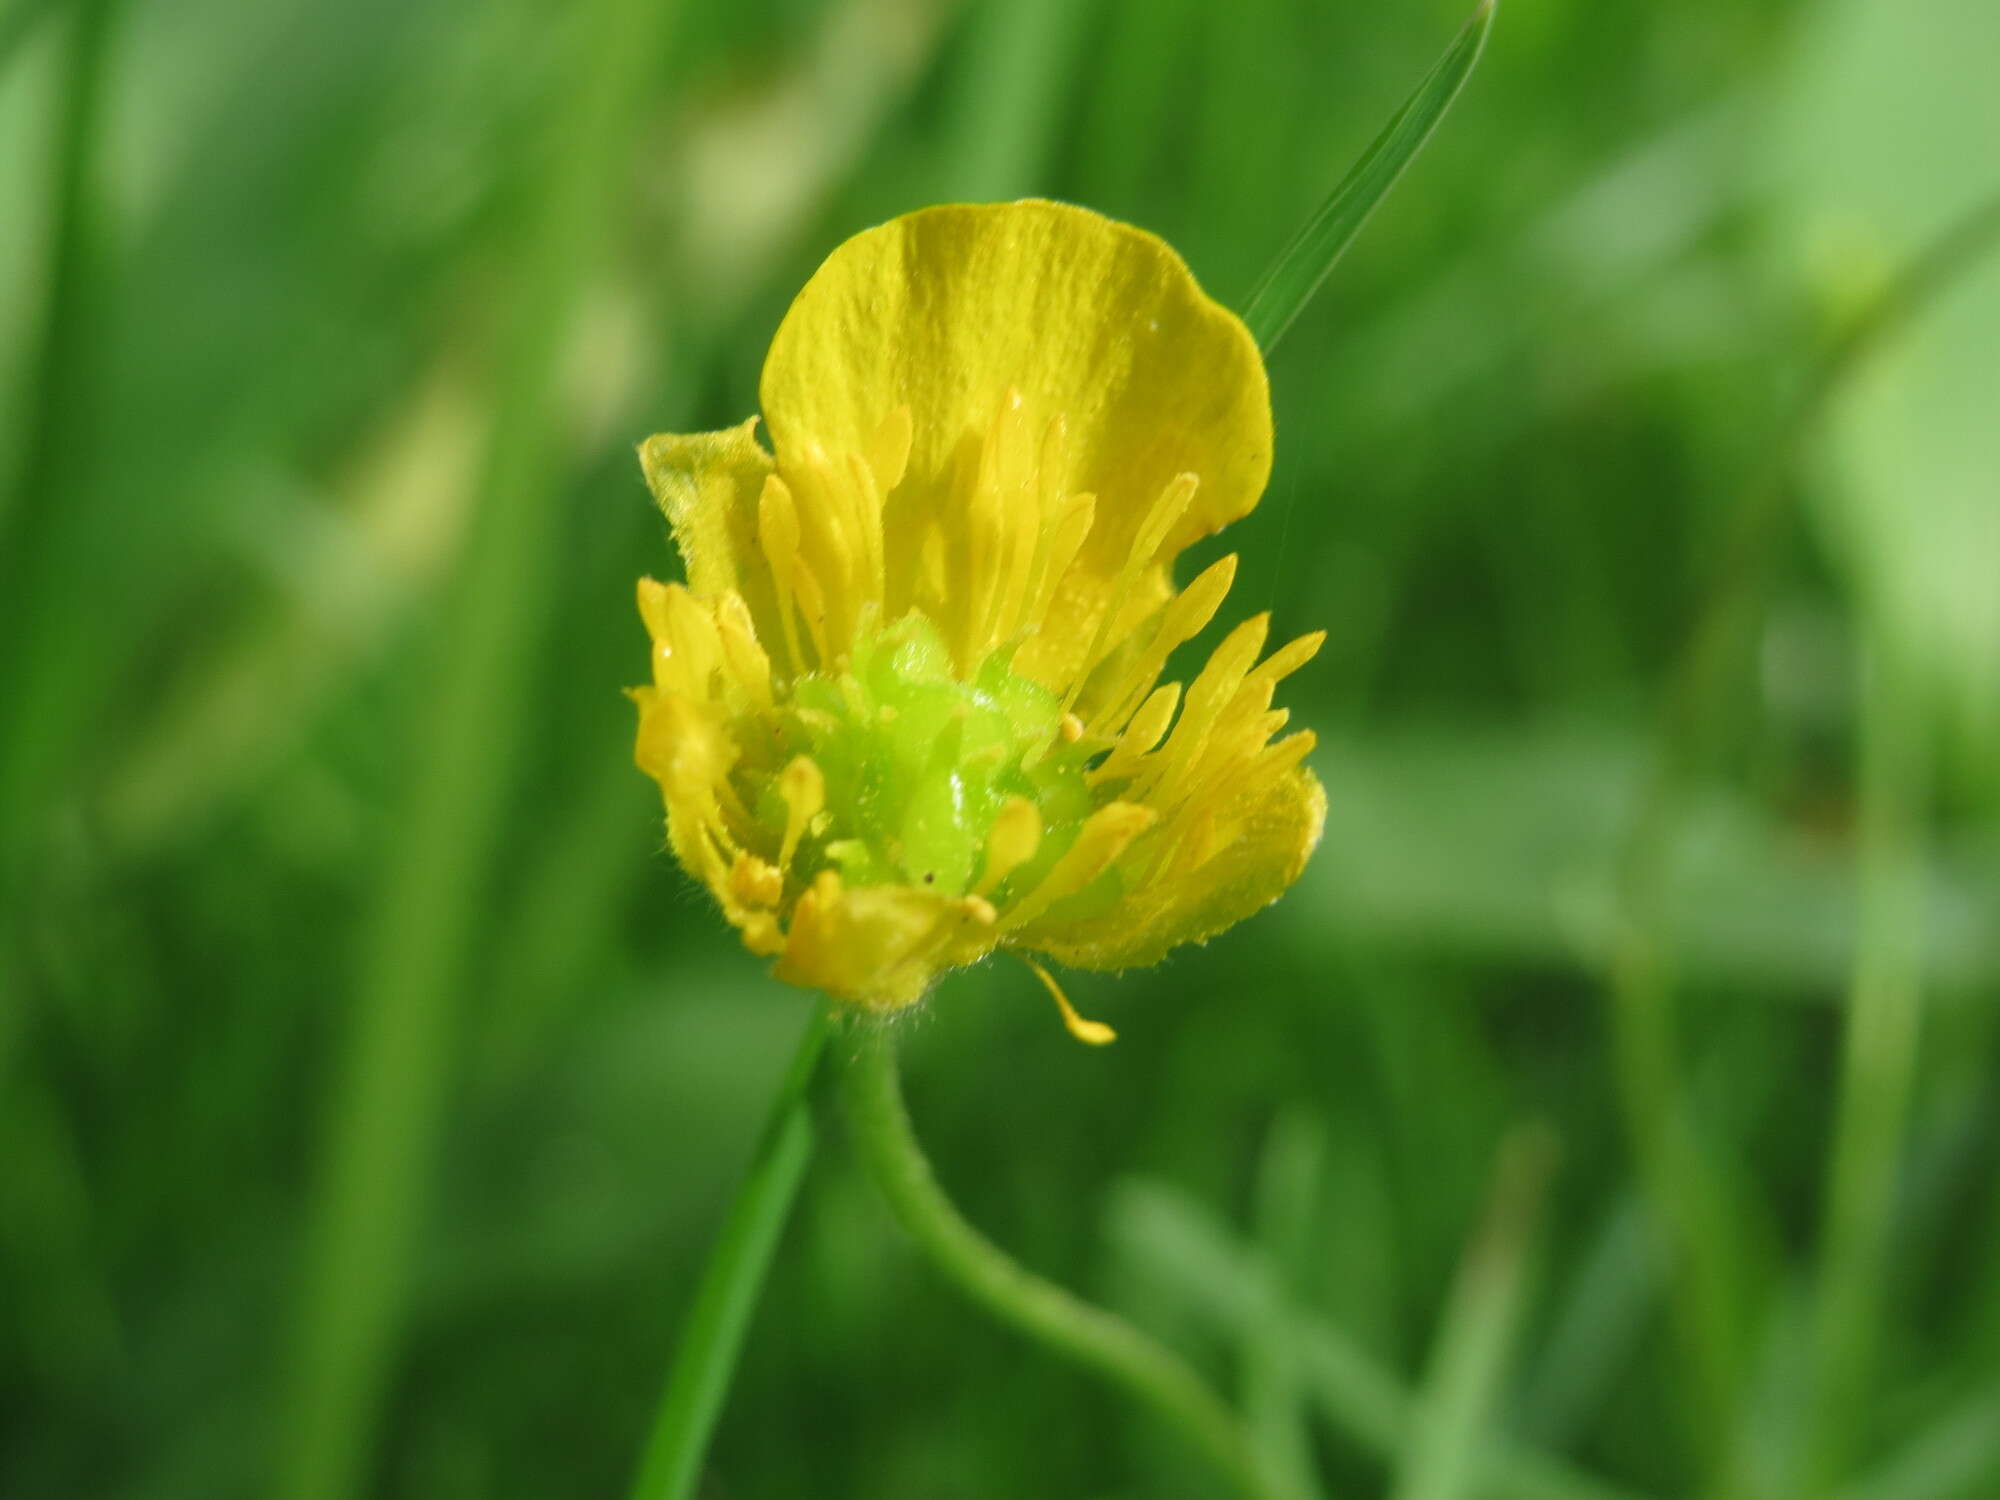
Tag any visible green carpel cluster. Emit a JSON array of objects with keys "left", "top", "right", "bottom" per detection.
[{"left": 764, "top": 614, "right": 1092, "bottom": 897}]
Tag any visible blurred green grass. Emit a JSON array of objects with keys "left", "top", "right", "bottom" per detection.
[{"left": 3, "top": 0, "right": 1997, "bottom": 1498}]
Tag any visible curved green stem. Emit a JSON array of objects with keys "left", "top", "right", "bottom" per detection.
[{"left": 837, "top": 1027, "right": 1286, "bottom": 1500}]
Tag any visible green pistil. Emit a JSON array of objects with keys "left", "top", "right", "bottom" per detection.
[{"left": 770, "top": 614, "right": 1092, "bottom": 897}]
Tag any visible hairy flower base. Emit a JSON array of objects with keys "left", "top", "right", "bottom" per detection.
[{"left": 633, "top": 201, "right": 1326, "bottom": 1018}]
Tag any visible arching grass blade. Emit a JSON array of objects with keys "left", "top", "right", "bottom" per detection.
[{"left": 1241, "top": 0, "right": 1496, "bottom": 354}]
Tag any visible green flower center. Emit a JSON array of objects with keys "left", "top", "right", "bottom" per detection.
[{"left": 766, "top": 612, "right": 1092, "bottom": 897}]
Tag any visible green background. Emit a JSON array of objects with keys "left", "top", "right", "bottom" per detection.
[{"left": 3, "top": 0, "right": 1997, "bottom": 1496}]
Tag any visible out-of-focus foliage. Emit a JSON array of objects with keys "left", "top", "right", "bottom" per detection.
[
  {"left": 1773, "top": 0, "right": 2000, "bottom": 789},
  {"left": 1, "top": 0, "right": 1994, "bottom": 1497}
]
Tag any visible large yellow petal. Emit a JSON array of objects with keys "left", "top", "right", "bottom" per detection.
[
  {"left": 1018, "top": 766, "right": 1325, "bottom": 972},
  {"left": 758, "top": 201, "right": 1271, "bottom": 679}
]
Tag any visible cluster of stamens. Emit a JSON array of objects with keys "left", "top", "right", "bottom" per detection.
[{"left": 633, "top": 389, "right": 1322, "bottom": 1020}]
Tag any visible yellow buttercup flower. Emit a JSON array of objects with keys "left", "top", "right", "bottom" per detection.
[{"left": 632, "top": 200, "right": 1324, "bottom": 1033}]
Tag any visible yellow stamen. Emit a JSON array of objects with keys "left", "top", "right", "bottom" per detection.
[
  {"left": 711, "top": 591, "right": 774, "bottom": 711},
  {"left": 786, "top": 441, "right": 866, "bottom": 649},
  {"left": 1024, "top": 957, "right": 1116, "bottom": 1045},
  {"left": 662, "top": 583, "right": 723, "bottom": 696},
  {"left": 1002, "top": 801, "right": 1155, "bottom": 930},
  {"left": 843, "top": 450, "right": 887, "bottom": 601},
  {"left": 729, "top": 852, "right": 783, "bottom": 909},
  {"left": 1024, "top": 490, "right": 1094, "bottom": 630},
  {"left": 1128, "top": 613, "right": 1270, "bottom": 805},
  {"left": 790, "top": 561, "right": 832, "bottom": 666},
  {"left": 757, "top": 474, "right": 807, "bottom": 673},
  {"left": 1062, "top": 471, "right": 1199, "bottom": 717},
  {"left": 1089, "top": 683, "right": 1180, "bottom": 787},
  {"left": 976, "top": 795, "right": 1042, "bottom": 897},
  {"left": 1087, "top": 553, "right": 1238, "bottom": 737},
  {"left": 984, "top": 393, "right": 1042, "bottom": 652},
  {"left": 867, "top": 405, "right": 913, "bottom": 492},
  {"left": 740, "top": 910, "right": 784, "bottom": 956},
  {"left": 778, "top": 755, "right": 825, "bottom": 870}
]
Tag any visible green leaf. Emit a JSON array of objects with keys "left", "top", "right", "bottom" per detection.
[{"left": 1241, "top": 0, "right": 1495, "bottom": 353}]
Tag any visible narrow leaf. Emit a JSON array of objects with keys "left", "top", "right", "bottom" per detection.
[{"left": 1241, "top": 0, "right": 1496, "bottom": 353}]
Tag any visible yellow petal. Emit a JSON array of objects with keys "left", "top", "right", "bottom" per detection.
[
  {"left": 758, "top": 201, "right": 1271, "bottom": 685},
  {"left": 1024, "top": 766, "right": 1326, "bottom": 972},
  {"left": 774, "top": 871, "right": 998, "bottom": 1011},
  {"left": 639, "top": 420, "right": 790, "bottom": 663}
]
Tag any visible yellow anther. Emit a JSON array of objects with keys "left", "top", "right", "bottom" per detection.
[
  {"left": 961, "top": 895, "right": 998, "bottom": 925},
  {"left": 1169, "top": 553, "right": 1239, "bottom": 636},
  {"left": 1089, "top": 683, "right": 1181, "bottom": 786},
  {"left": 712, "top": 591, "right": 773, "bottom": 711},
  {"left": 1024, "top": 957, "right": 1116, "bottom": 1045},
  {"left": 740, "top": 911, "right": 785, "bottom": 956},
  {"left": 844, "top": 449, "right": 887, "bottom": 600},
  {"left": 635, "top": 693, "right": 735, "bottom": 805},
  {"left": 1246, "top": 629, "right": 1327, "bottom": 692},
  {"left": 777, "top": 755, "right": 825, "bottom": 870},
  {"left": 1002, "top": 802, "right": 1155, "bottom": 930},
  {"left": 635, "top": 575, "right": 672, "bottom": 642},
  {"left": 868, "top": 405, "right": 913, "bottom": 492},
  {"left": 1261, "top": 729, "right": 1318, "bottom": 776},
  {"left": 976, "top": 796, "right": 1042, "bottom": 897},
  {"left": 790, "top": 560, "right": 831, "bottom": 666},
  {"left": 786, "top": 442, "right": 865, "bottom": 647},
  {"left": 661, "top": 582, "right": 723, "bottom": 694},
  {"left": 1059, "top": 713, "right": 1084, "bottom": 744},
  {"left": 1062, "top": 472, "right": 1200, "bottom": 717},
  {"left": 729, "top": 852, "right": 784, "bottom": 909},
  {"left": 757, "top": 474, "right": 807, "bottom": 673},
  {"left": 1027, "top": 491, "right": 1095, "bottom": 625},
  {"left": 1134, "top": 472, "right": 1199, "bottom": 569}
]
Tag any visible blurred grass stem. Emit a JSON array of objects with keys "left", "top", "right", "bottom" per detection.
[
  {"left": 1109, "top": 1180, "right": 1646, "bottom": 1500},
  {"left": 627, "top": 1001, "right": 832, "bottom": 1500},
  {"left": 1804, "top": 635, "right": 1925, "bottom": 1494},
  {"left": 838, "top": 1028, "right": 1291, "bottom": 1500},
  {"left": 0, "top": 0, "right": 114, "bottom": 869},
  {"left": 277, "top": 4, "right": 677, "bottom": 1499},
  {"left": 1608, "top": 185, "right": 2000, "bottom": 1491},
  {"left": 1389, "top": 1129, "right": 1555, "bottom": 1500},
  {"left": 1243, "top": 1112, "right": 1329, "bottom": 1500}
]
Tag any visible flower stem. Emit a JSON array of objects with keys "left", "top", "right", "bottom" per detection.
[
  {"left": 627, "top": 1001, "right": 833, "bottom": 1500},
  {"left": 836, "top": 1027, "right": 1287, "bottom": 1500},
  {"left": 1805, "top": 634, "right": 1926, "bottom": 1495}
]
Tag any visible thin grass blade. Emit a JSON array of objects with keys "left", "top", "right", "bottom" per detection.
[
  {"left": 628, "top": 1003, "right": 833, "bottom": 1500},
  {"left": 1240, "top": 0, "right": 1495, "bottom": 353},
  {"left": 1106, "top": 1178, "right": 1641, "bottom": 1500},
  {"left": 276, "top": 4, "right": 678, "bottom": 1496},
  {"left": 1389, "top": 1127, "right": 1556, "bottom": 1500},
  {"left": 1243, "top": 1111, "right": 1330, "bottom": 1500}
]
